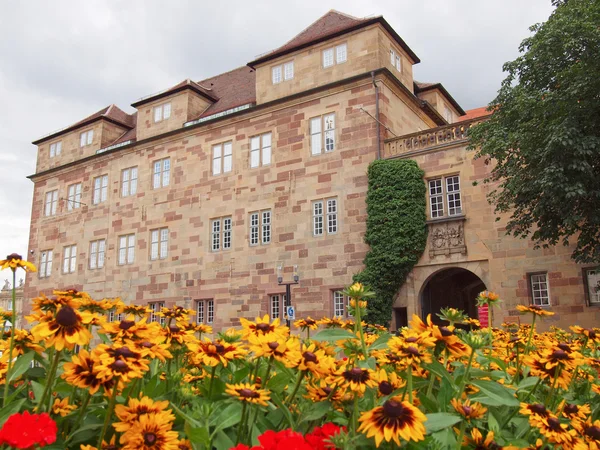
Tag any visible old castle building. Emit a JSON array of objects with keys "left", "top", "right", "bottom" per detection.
[{"left": 25, "top": 11, "right": 599, "bottom": 331}]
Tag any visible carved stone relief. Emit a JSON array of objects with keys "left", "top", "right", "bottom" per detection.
[{"left": 429, "top": 219, "right": 467, "bottom": 257}]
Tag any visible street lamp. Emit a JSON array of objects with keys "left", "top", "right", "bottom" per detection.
[{"left": 277, "top": 263, "right": 299, "bottom": 328}]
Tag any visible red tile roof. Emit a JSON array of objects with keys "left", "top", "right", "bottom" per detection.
[
  {"left": 196, "top": 66, "right": 256, "bottom": 118},
  {"left": 131, "top": 78, "right": 217, "bottom": 107},
  {"left": 461, "top": 106, "right": 492, "bottom": 121}
]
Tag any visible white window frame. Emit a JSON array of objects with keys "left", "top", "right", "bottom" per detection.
[
  {"left": 80, "top": 130, "right": 94, "bottom": 147},
  {"left": 444, "top": 106, "right": 453, "bottom": 123},
  {"left": 390, "top": 49, "right": 402, "bottom": 72},
  {"left": 108, "top": 311, "right": 124, "bottom": 322},
  {"left": 249, "top": 210, "right": 271, "bottom": 246},
  {"left": 310, "top": 113, "right": 335, "bottom": 155},
  {"left": 39, "top": 250, "right": 53, "bottom": 278},
  {"left": 333, "top": 291, "right": 352, "bottom": 317},
  {"left": 153, "top": 103, "right": 172, "bottom": 123},
  {"left": 49, "top": 141, "right": 62, "bottom": 158},
  {"left": 118, "top": 234, "right": 135, "bottom": 265},
  {"left": 250, "top": 133, "right": 272, "bottom": 168},
  {"left": 270, "top": 294, "right": 286, "bottom": 320},
  {"left": 284, "top": 62, "right": 294, "bottom": 81},
  {"left": 272, "top": 66, "right": 282, "bottom": 84},
  {"left": 92, "top": 175, "right": 108, "bottom": 205},
  {"left": 530, "top": 273, "right": 551, "bottom": 306},
  {"left": 44, "top": 190, "right": 58, "bottom": 216},
  {"left": 323, "top": 44, "right": 347, "bottom": 68},
  {"left": 211, "top": 216, "right": 232, "bottom": 252},
  {"left": 212, "top": 141, "right": 233, "bottom": 175},
  {"left": 67, "top": 183, "right": 82, "bottom": 211},
  {"left": 312, "top": 198, "right": 338, "bottom": 236},
  {"left": 196, "top": 299, "right": 215, "bottom": 324},
  {"left": 149, "top": 302, "right": 165, "bottom": 325},
  {"left": 322, "top": 48, "right": 334, "bottom": 68},
  {"left": 336, "top": 43, "right": 347, "bottom": 63},
  {"left": 153, "top": 158, "right": 170, "bottom": 189},
  {"left": 150, "top": 228, "right": 169, "bottom": 260},
  {"left": 89, "top": 239, "right": 106, "bottom": 270},
  {"left": 428, "top": 176, "right": 463, "bottom": 218},
  {"left": 62, "top": 245, "right": 77, "bottom": 274},
  {"left": 585, "top": 268, "right": 600, "bottom": 305},
  {"left": 121, "top": 167, "right": 138, "bottom": 197}
]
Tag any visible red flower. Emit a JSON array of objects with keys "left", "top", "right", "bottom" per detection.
[
  {"left": 305, "top": 423, "right": 345, "bottom": 450},
  {"left": 256, "top": 429, "right": 311, "bottom": 450},
  {"left": 0, "top": 411, "right": 57, "bottom": 449}
]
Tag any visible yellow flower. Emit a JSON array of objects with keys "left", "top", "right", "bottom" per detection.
[
  {"left": 0, "top": 253, "right": 36, "bottom": 272},
  {"left": 335, "top": 364, "right": 377, "bottom": 395},
  {"left": 239, "top": 315, "right": 289, "bottom": 340},
  {"left": 358, "top": 397, "right": 427, "bottom": 447},
  {"left": 52, "top": 397, "right": 77, "bottom": 417},
  {"left": 119, "top": 412, "right": 179, "bottom": 450},
  {"left": 114, "top": 396, "right": 174, "bottom": 432},
  {"left": 289, "top": 343, "right": 335, "bottom": 377},
  {"left": 294, "top": 317, "right": 319, "bottom": 331},
  {"left": 62, "top": 348, "right": 115, "bottom": 395},
  {"left": 99, "top": 315, "right": 159, "bottom": 343},
  {"left": 94, "top": 344, "right": 150, "bottom": 385},
  {"left": 225, "top": 383, "right": 271, "bottom": 407},
  {"left": 30, "top": 305, "right": 93, "bottom": 351},
  {"left": 462, "top": 428, "right": 499, "bottom": 449},
  {"left": 371, "top": 369, "right": 405, "bottom": 396},
  {"left": 450, "top": 398, "right": 487, "bottom": 420},
  {"left": 187, "top": 338, "right": 247, "bottom": 367},
  {"left": 247, "top": 334, "right": 300, "bottom": 366},
  {"left": 305, "top": 379, "right": 343, "bottom": 403},
  {"left": 516, "top": 304, "right": 555, "bottom": 316}
]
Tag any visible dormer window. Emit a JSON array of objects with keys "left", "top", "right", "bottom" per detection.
[
  {"left": 390, "top": 49, "right": 402, "bottom": 72},
  {"left": 49, "top": 141, "right": 62, "bottom": 158},
  {"left": 153, "top": 103, "right": 172, "bottom": 122},
  {"left": 323, "top": 43, "right": 347, "bottom": 68},
  {"left": 272, "top": 61, "right": 294, "bottom": 84},
  {"left": 80, "top": 130, "right": 94, "bottom": 147}
]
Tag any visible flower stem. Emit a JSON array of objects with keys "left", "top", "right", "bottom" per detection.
[
  {"left": 351, "top": 395, "right": 359, "bottom": 439},
  {"left": 2, "top": 270, "right": 17, "bottom": 408},
  {"left": 525, "top": 315, "right": 537, "bottom": 356},
  {"left": 456, "top": 348, "right": 475, "bottom": 399},
  {"left": 286, "top": 370, "right": 306, "bottom": 407},
  {"left": 208, "top": 365, "right": 217, "bottom": 398},
  {"left": 66, "top": 391, "right": 91, "bottom": 442},
  {"left": 407, "top": 367, "right": 413, "bottom": 404},
  {"left": 354, "top": 302, "right": 368, "bottom": 360},
  {"left": 456, "top": 420, "right": 466, "bottom": 450},
  {"left": 235, "top": 402, "right": 248, "bottom": 445},
  {"left": 262, "top": 356, "right": 274, "bottom": 388},
  {"left": 38, "top": 349, "right": 61, "bottom": 412},
  {"left": 97, "top": 382, "right": 119, "bottom": 448}
]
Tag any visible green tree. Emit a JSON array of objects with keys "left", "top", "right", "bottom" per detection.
[{"left": 469, "top": 0, "right": 600, "bottom": 263}]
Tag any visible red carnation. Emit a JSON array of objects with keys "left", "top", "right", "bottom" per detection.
[
  {"left": 257, "top": 429, "right": 311, "bottom": 450},
  {"left": 305, "top": 423, "right": 345, "bottom": 450},
  {"left": 0, "top": 411, "right": 57, "bottom": 449}
]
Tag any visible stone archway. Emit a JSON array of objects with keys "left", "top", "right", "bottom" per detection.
[{"left": 420, "top": 267, "right": 486, "bottom": 325}]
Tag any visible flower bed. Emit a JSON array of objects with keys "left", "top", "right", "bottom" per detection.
[{"left": 0, "top": 256, "right": 598, "bottom": 449}]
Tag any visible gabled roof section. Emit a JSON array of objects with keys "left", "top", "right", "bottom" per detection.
[
  {"left": 461, "top": 106, "right": 493, "bottom": 121},
  {"left": 32, "top": 104, "right": 134, "bottom": 145},
  {"left": 248, "top": 10, "right": 420, "bottom": 67},
  {"left": 131, "top": 78, "right": 218, "bottom": 108},
  {"left": 414, "top": 81, "right": 466, "bottom": 116}
]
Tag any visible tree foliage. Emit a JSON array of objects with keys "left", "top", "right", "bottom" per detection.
[
  {"left": 469, "top": 0, "right": 600, "bottom": 263},
  {"left": 354, "top": 159, "right": 428, "bottom": 325}
]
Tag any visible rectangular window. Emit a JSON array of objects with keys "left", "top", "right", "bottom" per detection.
[
  {"left": 336, "top": 43, "right": 347, "bottom": 63},
  {"left": 327, "top": 198, "right": 338, "bottom": 234},
  {"left": 44, "top": 190, "right": 58, "bottom": 216},
  {"left": 428, "top": 176, "right": 463, "bottom": 218},
  {"left": 333, "top": 291, "right": 352, "bottom": 317},
  {"left": 153, "top": 158, "right": 170, "bottom": 189},
  {"left": 118, "top": 234, "right": 135, "bottom": 265},
  {"left": 153, "top": 103, "right": 171, "bottom": 122},
  {"left": 530, "top": 273, "right": 550, "bottom": 306},
  {"left": 390, "top": 49, "right": 395, "bottom": 66},
  {"left": 49, "top": 141, "right": 62, "bottom": 158},
  {"left": 92, "top": 175, "right": 108, "bottom": 205},
  {"left": 89, "top": 239, "right": 106, "bottom": 269},
  {"left": 196, "top": 299, "right": 215, "bottom": 324},
  {"left": 270, "top": 294, "right": 286, "bottom": 320},
  {"left": 249, "top": 210, "right": 271, "bottom": 246},
  {"left": 323, "top": 48, "right": 334, "bottom": 68},
  {"left": 313, "top": 198, "right": 337, "bottom": 236},
  {"left": 63, "top": 245, "right": 77, "bottom": 274},
  {"left": 395, "top": 55, "right": 402, "bottom": 72},
  {"left": 150, "top": 228, "right": 169, "bottom": 260},
  {"left": 80, "top": 130, "right": 94, "bottom": 147},
  {"left": 313, "top": 201, "right": 324, "bottom": 236},
  {"left": 149, "top": 302, "right": 165, "bottom": 325},
  {"left": 39, "top": 250, "right": 53, "bottom": 278},
  {"left": 67, "top": 183, "right": 82, "bottom": 211},
  {"left": 584, "top": 268, "right": 600, "bottom": 305},
  {"left": 211, "top": 217, "right": 232, "bottom": 252},
  {"left": 108, "top": 311, "right": 124, "bottom": 322},
  {"left": 284, "top": 62, "right": 294, "bottom": 80},
  {"left": 272, "top": 66, "right": 282, "bottom": 84},
  {"left": 310, "top": 114, "right": 335, "bottom": 155},
  {"left": 121, "top": 167, "right": 138, "bottom": 197},
  {"left": 212, "top": 142, "right": 232, "bottom": 175},
  {"left": 250, "top": 133, "right": 272, "bottom": 168}
]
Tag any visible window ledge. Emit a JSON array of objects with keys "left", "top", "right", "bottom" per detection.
[{"left": 426, "top": 214, "right": 466, "bottom": 225}]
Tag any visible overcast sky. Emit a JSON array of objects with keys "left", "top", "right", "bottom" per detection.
[{"left": 0, "top": 0, "right": 555, "bottom": 286}]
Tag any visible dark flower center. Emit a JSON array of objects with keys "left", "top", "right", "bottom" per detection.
[
  {"left": 141, "top": 341, "right": 153, "bottom": 348},
  {"left": 440, "top": 327, "right": 453, "bottom": 337},
  {"left": 383, "top": 400, "right": 405, "bottom": 418},
  {"left": 110, "top": 360, "right": 128, "bottom": 372},
  {"left": 268, "top": 342, "right": 280, "bottom": 350},
  {"left": 7, "top": 253, "right": 22, "bottom": 261},
  {"left": 144, "top": 432, "right": 157, "bottom": 445},
  {"left": 119, "top": 320, "right": 136, "bottom": 330},
  {"left": 557, "top": 343, "right": 571, "bottom": 351},
  {"left": 584, "top": 426, "right": 600, "bottom": 440},
  {"left": 406, "top": 346, "right": 422, "bottom": 356},
  {"left": 169, "top": 325, "right": 180, "bottom": 333},
  {"left": 529, "top": 404, "right": 547, "bottom": 415},
  {"left": 56, "top": 306, "right": 79, "bottom": 327},
  {"left": 587, "top": 329, "right": 597, "bottom": 339},
  {"left": 303, "top": 351, "right": 318, "bottom": 363},
  {"left": 551, "top": 349, "right": 569, "bottom": 359},
  {"left": 214, "top": 344, "right": 225, "bottom": 353},
  {"left": 379, "top": 381, "right": 393, "bottom": 395},
  {"left": 529, "top": 305, "right": 542, "bottom": 311},
  {"left": 256, "top": 323, "right": 271, "bottom": 332},
  {"left": 345, "top": 368, "right": 369, "bottom": 383},
  {"left": 564, "top": 404, "right": 578, "bottom": 415},
  {"left": 323, "top": 387, "right": 333, "bottom": 395},
  {"left": 462, "top": 405, "right": 472, "bottom": 416},
  {"left": 547, "top": 417, "right": 562, "bottom": 431},
  {"left": 115, "top": 346, "right": 137, "bottom": 358},
  {"left": 306, "top": 319, "right": 316, "bottom": 325},
  {"left": 239, "top": 388, "right": 260, "bottom": 399},
  {"left": 405, "top": 337, "right": 418, "bottom": 343}
]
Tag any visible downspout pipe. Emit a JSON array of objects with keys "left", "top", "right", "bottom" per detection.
[{"left": 371, "top": 71, "right": 381, "bottom": 160}]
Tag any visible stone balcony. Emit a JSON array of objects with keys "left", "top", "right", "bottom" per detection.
[{"left": 383, "top": 118, "right": 486, "bottom": 159}]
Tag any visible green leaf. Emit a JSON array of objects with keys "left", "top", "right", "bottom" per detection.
[
  {"left": 7, "top": 351, "right": 35, "bottom": 383},
  {"left": 0, "top": 398, "right": 25, "bottom": 426},
  {"left": 471, "top": 380, "right": 519, "bottom": 407},
  {"left": 517, "top": 376, "right": 540, "bottom": 391},
  {"left": 213, "top": 430, "right": 234, "bottom": 450},
  {"left": 171, "top": 403, "right": 201, "bottom": 428},
  {"left": 185, "top": 425, "right": 210, "bottom": 446},
  {"left": 425, "top": 413, "right": 461, "bottom": 433},
  {"left": 367, "top": 333, "right": 391, "bottom": 350},
  {"left": 210, "top": 403, "right": 243, "bottom": 435},
  {"left": 31, "top": 380, "right": 44, "bottom": 402},
  {"left": 312, "top": 328, "right": 357, "bottom": 341},
  {"left": 267, "top": 372, "right": 290, "bottom": 393},
  {"left": 426, "top": 360, "right": 456, "bottom": 388},
  {"left": 300, "top": 401, "right": 331, "bottom": 423},
  {"left": 357, "top": 357, "right": 377, "bottom": 370}
]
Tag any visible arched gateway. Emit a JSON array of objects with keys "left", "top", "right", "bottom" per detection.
[{"left": 420, "top": 267, "right": 486, "bottom": 324}]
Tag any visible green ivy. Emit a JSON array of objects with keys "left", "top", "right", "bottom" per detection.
[{"left": 354, "top": 159, "right": 428, "bottom": 325}]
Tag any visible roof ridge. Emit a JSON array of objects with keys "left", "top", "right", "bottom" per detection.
[{"left": 198, "top": 65, "right": 251, "bottom": 84}]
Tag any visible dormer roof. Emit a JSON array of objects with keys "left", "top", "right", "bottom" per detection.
[
  {"left": 414, "top": 81, "right": 466, "bottom": 116},
  {"left": 32, "top": 104, "right": 134, "bottom": 145},
  {"left": 247, "top": 10, "right": 420, "bottom": 68},
  {"left": 130, "top": 78, "right": 218, "bottom": 108}
]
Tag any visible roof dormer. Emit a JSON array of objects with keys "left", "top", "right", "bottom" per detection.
[
  {"left": 131, "top": 79, "right": 217, "bottom": 141},
  {"left": 414, "top": 82, "right": 466, "bottom": 124}
]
